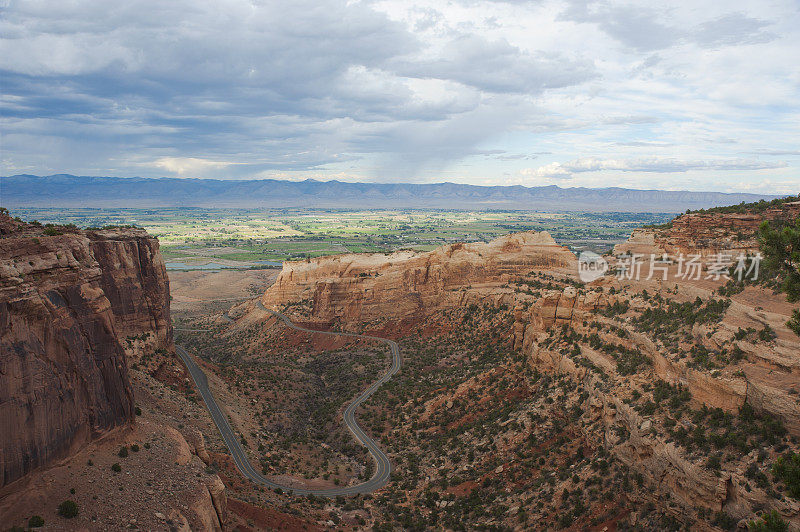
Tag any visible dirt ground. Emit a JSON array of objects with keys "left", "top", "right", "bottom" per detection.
[{"left": 169, "top": 269, "right": 279, "bottom": 313}]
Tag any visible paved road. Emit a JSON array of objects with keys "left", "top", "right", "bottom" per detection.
[{"left": 175, "top": 301, "right": 401, "bottom": 496}]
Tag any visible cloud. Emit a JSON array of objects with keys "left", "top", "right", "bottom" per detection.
[
  {"left": 522, "top": 162, "right": 573, "bottom": 179},
  {"left": 151, "top": 157, "right": 238, "bottom": 176},
  {"left": 523, "top": 157, "right": 788, "bottom": 179},
  {"left": 561, "top": 2, "right": 778, "bottom": 51},
  {"left": 747, "top": 149, "right": 800, "bottom": 156},
  {"left": 392, "top": 34, "right": 597, "bottom": 94},
  {"left": 0, "top": 0, "right": 797, "bottom": 191},
  {"left": 693, "top": 13, "right": 776, "bottom": 48},
  {"left": 560, "top": 1, "right": 679, "bottom": 52}
]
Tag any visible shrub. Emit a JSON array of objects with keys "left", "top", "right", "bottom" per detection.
[
  {"left": 713, "top": 510, "right": 737, "bottom": 530},
  {"left": 759, "top": 217, "right": 800, "bottom": 303},
  {"left": 118, "top": 446, "right": 128, "bottom": 458},
  {"left": 58, "top": 500, "right": 79, "bottom": 518},
  {"left": 135, "top": 406, "right": 142, "bottom": 416},
  {"left": 131, "top": 444, "right": 140, "bottom": 452},
  {"left": 111, "top": 462, "right": 121, "bottom": 472},
  {"left": 748, "top": 510, "right": 788, "bottom": 531},
  {"left": 788, "top": 310, "right": 800, "bottom": 337},
  {"left": 772, "top": 452, "right": 800, "bottom": 499},
  {"left": 758, "top": 325, "right": 777, "bottom": 342},
  {"left": 28, "top": 515, "right": 45, "bottom": 527}
]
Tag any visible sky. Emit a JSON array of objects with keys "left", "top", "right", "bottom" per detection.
[{"left": 1, "top": 0, "right": 798, "bottom": 194}]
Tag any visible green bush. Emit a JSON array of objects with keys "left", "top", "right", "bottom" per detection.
[
  {"left": 759, "top": 217, "right": 800, "bottom": 304},
  {"left": 111, "top": 462, "right": 121, "bottom": 472},
  {"left": 118, "top": 446, "right": 128, "bottom": 458},
  {"left": 58, "top": 500, "right": 79, "bottom": 518},
  {"left": 28, "top": 515, "right": 45, "bottom": 527},
  {"left": 788, "top": 310, "right": 800, "bottom": 337},
  {"left": 748, "top": 510, "right": 788, "bottom": 532},
  {"left": 772, "top": 452, "right": 800, "bottom": 499}
]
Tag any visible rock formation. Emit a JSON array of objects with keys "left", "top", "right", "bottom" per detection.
[
  {"left": 615, "top": 201, "right": 800, "bottom": 258},
  {"left": 0, "top": 212, "right": 172, "bottom": 488},
  {"left": 263, "top": 231, "right": 576, "bottom": 324}
]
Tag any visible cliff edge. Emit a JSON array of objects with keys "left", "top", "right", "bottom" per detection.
[
  {"left": 0, "top": 211, "right": 172, "bottom": 489},
  {"left": 262, "top": 230, "right": 576, "bottom": 324}
]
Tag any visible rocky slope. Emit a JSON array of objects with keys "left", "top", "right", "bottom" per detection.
[
  {"left": 0, "top": 211, "right": 172, "bottom": 490},
  {"left": 256, "top": 202, "right": 800, "bottom": 529}
]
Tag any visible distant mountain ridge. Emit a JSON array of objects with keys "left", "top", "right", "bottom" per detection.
[{"left": 0, "top": 174, "right": 782, "bottom": 212}]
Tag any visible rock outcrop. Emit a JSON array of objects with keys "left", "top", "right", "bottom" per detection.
[
  {"left": 263, "top": 231, "right": 576, "bottom": 324},
  {"left": 614, "top": 201, "right": 800, "bottom": 258},
  {"left": 0, "top": 212, "right": 171, "bottom": 488}
]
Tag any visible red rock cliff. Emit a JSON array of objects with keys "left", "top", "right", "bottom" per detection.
[
  {"left": 615, "top": 201, "right": 800, "bottom": 258},
  {"left": 262, "top": 231, "right": 577, "bottom": 324},
  {"left": 0, "top": 213, "right": 172, "bottom": 489}
]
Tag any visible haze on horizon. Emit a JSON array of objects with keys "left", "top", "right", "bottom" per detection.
[{"left": 1, "top": 0, "right": 798, "bottom": 195}]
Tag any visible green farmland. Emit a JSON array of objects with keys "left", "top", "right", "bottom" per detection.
[{"left": 9, "top": 207, "right": 674, "bottom": 268}]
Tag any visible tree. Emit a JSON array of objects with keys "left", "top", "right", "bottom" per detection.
[
  {"left": 759, "top": 217, "right": 800, "bottom": 336},
  {"left": 748, "top": 510, "right": 788, "bottom": 532},
  {"left": 58, "top": 500, "right": 79, "bottom": 518},
  {"left": 772, "top": 452, "right": 800, "bottom": 499},
  {"left": 788, "top": 310, "right": 800, "bottom": 337}
]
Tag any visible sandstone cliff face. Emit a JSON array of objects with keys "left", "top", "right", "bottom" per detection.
[
  {"left": 614, "top": 202, "right": 800, "bottom": 258},
  {"left": 0, "top": 213, "right": 171, "bottom": 488},
  {"left": 263, "top": 231, "right": 576, "bottom": 324}
]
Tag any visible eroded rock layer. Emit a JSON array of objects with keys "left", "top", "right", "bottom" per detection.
[
  {"left": 615, "top": 201, "right": 800, "bottom": 258},
  {"left": 263, "top": 231, "right": 576, "bottom": 324},
  {"left": 0, "top": 213, "right": 171, "bottom": 488}
]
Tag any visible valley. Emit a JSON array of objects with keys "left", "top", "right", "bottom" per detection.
[
  {"left": 11, "top": 208, "right": 674, "bottom": 268},
  {"left": 1, "top": 198, "right": 799, "bottom": 530}
]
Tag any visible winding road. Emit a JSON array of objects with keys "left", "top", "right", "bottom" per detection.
[{"left": 175, "top": 301, "right": 401, "bottom": 496}]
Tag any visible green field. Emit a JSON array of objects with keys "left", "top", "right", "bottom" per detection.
[{"left": 9, "top": 208, "right": 674, "bottom": 267}]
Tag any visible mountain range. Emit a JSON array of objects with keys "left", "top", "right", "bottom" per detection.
[{"left": 0, "top": 174, "right": 781, "bottom": 212}]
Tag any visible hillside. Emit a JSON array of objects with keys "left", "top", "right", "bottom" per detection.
[
  {"left": 0, "top": 174, "right": 781, "bottom": 212},
  {"left": 244, "top": 200, "right": 800, "bottom": 529},
  {"left": 263, "top": 230, "right": 576, "bottom": 324},
  {"left": 4, "top": 200, "right": 796, "bottom": 529}
]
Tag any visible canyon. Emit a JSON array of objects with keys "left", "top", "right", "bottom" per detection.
[
  {"left": 1, "top": 199, "right": 798, "bottom": 530},
  {"left": 263, "top": 230, "right": 576, "bottom": 325},
  {"left": 256, "top": 202, "right": 800, "bottom": 529}
]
